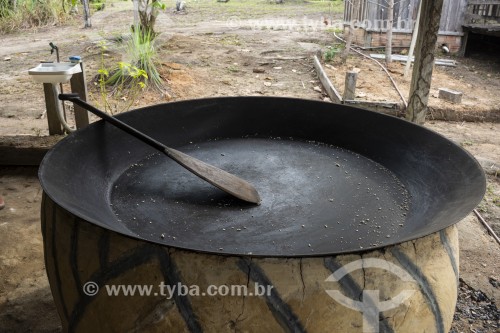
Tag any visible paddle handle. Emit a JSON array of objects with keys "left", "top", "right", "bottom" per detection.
[
  {"left": 59, "top": 93, "right": 261, "bottom": 204},
  {"left": 59, "top": 93, "right": 166, "bottom": 153}
]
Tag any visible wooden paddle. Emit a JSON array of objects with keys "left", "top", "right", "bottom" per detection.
[{"left": 59, "top": 94, "right": 261, "bottom": 205}]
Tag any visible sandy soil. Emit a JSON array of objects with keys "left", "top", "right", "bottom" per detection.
[{"left": 0, "top": 1, "right": 498, "bottom": 332}]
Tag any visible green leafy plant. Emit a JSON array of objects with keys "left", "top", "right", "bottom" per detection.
[
  {"left": 107, "top": 26, "right": 163, "bottom": 92},
  {"left": 324, "top": 46, "right": 343, "bottom": 62},
  {"left": 95, "top": 41, "right": 148, "bottom": 115}
]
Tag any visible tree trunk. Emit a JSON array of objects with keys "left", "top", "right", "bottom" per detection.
[
  {"left": 385, "top": 0, "right": 394, "bottom": 64},
  {"left": 135, "top": 0, "right": 160, "bottom": 39},
  {"left": 133, "top": 0, "right": 140, "bottom": 26},
  {"left": 82, "top": 0, "right": 91, "bottom": 28},
  {"left": 340, "top": 0, "right": 360, "bottom": 63},
  {"left": 406, "top": 0, "right": 444, "bottom": 124}
]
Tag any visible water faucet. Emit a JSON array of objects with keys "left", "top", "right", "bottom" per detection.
[{"left": 49, "top": 42, "right": 60, "bottom": 62}]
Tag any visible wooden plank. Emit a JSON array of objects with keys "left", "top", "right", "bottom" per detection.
[
  {"left": 464, "top": 12, "right": 500, "bottom": 21},
  {"left": 394, "top": 0, "right": 401, "bottom": 29},
  {"left": 366, "top": 28, "right": 464, "bottom": 35},
  {"left": 459, "top": 28, "right": 469, "bottom": 56},
  {"left": 396, "top": 0, "right": 404, "bottom": 29},
  {"left": 405, "top": 0, "right": 421, "bottom": 78},
  {"left": 354, "top": 0, "right": 471, "bottom": 34},
  {"left": 343, "top": 100, "right": 403, "bottom": 115},
  {"left": 70, "top": 62, "right": 90, "bottom": 130},
  {"left": 447, "top": 0, "right": 454, "bottom": 31},
  {"left": 361, "top": 0, "right": 367, "bottom": 21},
  {"left": 439, "top": 0, "right": 450, "bottom": 31},
  {"left": 343, "top": 100, "right": 401, "bottom": 109},
  {"left": 366, "top": 0, "right": 376, "bottom": 26},
  {"left": 344, "top": 0, "right": 350, "bottom": 22},
  {"left": 408, "top": 0, "right": 415, "bottom": 26},
  {"left": 455, "top": 0, "right": 468, "bottom": 32},
  {"left": 43, "top": 83, "right": 63, "bottom": 135},
  {"left": 313, "top": 56, "right": 342, "bottom": 104},
  {"left": 467, "top": 1, "right": 500, "bottom": 6},
  {"left": 380, "top": 0, "right": 387, "bottom": 23},
  {"left": 369, "top": 53, "right": 456, "bottom": 66}
]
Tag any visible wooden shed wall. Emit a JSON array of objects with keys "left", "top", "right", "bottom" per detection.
[{"left": 344, "top": 0, "right": 468, "bottom": 35}]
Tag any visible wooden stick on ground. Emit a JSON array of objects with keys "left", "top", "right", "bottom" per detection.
[{"left": 473, "top": 209, "right": 500, "bottom": 245}]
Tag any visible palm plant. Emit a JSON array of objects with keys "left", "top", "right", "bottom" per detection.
[{"left": 107, "top": 26, "right": 163, "bottom": 92}]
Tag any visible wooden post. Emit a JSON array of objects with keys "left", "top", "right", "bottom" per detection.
[
  {"left": 406, "top": 0, "right": 444, "bottom": 124},
  {"left": 341, "top": 0, "right": 360, "bottom": 63},
  {"left": 385, "top": 0, "right": 394, "bottom": 64},
  {"left": 43, "top": 83, "right": 63, "bottom": 135},
  {"left": 404, "top": 0, "right": 422, "bottom": 78},
  {"left": 343, "top": 71, "right": 358, "bottom": 101},
  {"left": 458, "top": 29, "right": 469, "bottom": 57},
  {"left": 70, "top": 62, "right": 90, "bottom": 129}
]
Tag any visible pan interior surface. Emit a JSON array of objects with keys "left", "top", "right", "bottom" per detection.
[{"left": 110, "top": 138, "right": 410, "bottom": 255}]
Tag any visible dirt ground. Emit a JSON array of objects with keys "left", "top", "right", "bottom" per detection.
[
  {"left": 0, "top": 0, "right": 499, "bottom": 332},
  {"left": 324, "top": 54, "right": 500, "bottom": 119}
]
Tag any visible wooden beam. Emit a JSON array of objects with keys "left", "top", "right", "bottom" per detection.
[
  {"left": 313, "top": 56, "right": 342, "bottom": 103},
  {"left": 343, "top": 100, "right": 402, "bottom": 114},
  {"left": 70, "top": 62, "right": 90, "bottom": 130}
]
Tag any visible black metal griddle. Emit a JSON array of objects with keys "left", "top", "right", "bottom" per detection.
[{"left": 38, "top": 97, "right": 486, "bottom": 256}]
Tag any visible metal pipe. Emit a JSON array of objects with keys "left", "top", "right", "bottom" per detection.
[
  {"left": 49, "top": 42, "right": 67, "bottom": 123},
  {"left": 51, "top": 84, "right": 74, "bottom": 133},
  {"left": 473, "top": 209, "right": 500, "bottom": 245},
  {"left": 49, "top": 42, "right": 60, "bottom": 62}
]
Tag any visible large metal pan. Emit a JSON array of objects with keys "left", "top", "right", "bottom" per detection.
[{"left": 39, "top": 97, "right": 486, "bottom": 256}]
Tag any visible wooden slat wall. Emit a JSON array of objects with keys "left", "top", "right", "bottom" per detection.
[
  {"left": 439, "top": 0, "right": 468, "bottom": 32},
  {"left": 348, "top": 0, "right": 468, "bottom": 33},
  {"left": 464, "top": 1, "right": 500, "bottom": 25}
]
